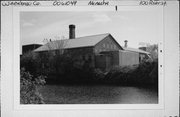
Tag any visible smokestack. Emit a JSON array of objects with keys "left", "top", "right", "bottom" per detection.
[
  {"left": 124, "top": 40, "right": 128, "bottom": 48},
  {"left": 69, "top": 24, "right": 75, "bottom": 39}
]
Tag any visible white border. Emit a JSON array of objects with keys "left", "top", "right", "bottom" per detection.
[
  {"left": 1, "top": 1, "right": 179, "bottom": 117},
  {"left": 13, "top": 6, "right": 164, "bottom": 110}
]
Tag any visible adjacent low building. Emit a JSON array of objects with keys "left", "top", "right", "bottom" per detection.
[{"left": 22, "top": 44, "right": 42, "bottom": 55}]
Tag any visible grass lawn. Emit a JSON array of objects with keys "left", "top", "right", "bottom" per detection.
[{"left": 38, "top": 84, "right": 158, "bottom": 104}]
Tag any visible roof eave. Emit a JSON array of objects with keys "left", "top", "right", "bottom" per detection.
[{"left": 34, "top": 46, "right": 94, "bottom": 52}]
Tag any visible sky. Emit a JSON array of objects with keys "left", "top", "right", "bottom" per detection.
[{"left": 20, "top": 10, "right": 162, "bottom": 49}]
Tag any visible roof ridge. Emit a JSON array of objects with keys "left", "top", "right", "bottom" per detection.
[
  {"left": 75, "top": 33, "right": 110, "bottom": 39},
  {"left": 34, "top": 33, "right": 112, "bottom": 52},
  {"left": 49, "top": 33, "right": 110, "bottom": 42}
]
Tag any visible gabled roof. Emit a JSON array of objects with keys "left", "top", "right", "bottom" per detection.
[
  {"left": 34, "top": 33, "right": 118, "bottom": 52},
  {"left": 123, "top": 47, "right": 150, "bottom": 55}
]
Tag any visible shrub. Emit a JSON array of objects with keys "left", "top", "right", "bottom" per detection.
[
  {"left": 104, "top": 65, "right": 137, "bottom": 83},
  {"left": 131, "top": 61, "right": 158, "bottom": 84},
  {"left": 21, "top": 51, "right": 55, "bottom": 77},
  {"left": 104, "top": 61, "right": 158, "bottom": 85},
  {"left": 149, "top": 60, "right": 158, "bottom": 86},
  {"left": 20, "top": 68, "right": 46, "bottom": 104},
  {"left": 93, "top": 68, "right": 106, "bottom": 80},
  {"left": 20, "top": 52, "right": 41, "bottom": 77},
  {"left": 47, "top": 52, "right": 98, "bottom": 83}
]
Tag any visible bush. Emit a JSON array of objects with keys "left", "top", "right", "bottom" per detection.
[
  {"left": 104, "top": 61, "right": 158, "bottom": 85},
  {"left": 20, "top": 50, "right": 157, "bottom": 86},
  {"left": 21, "top": 51, "right": 56, "bottom": 77},
  {"left": 104, "top": 65, "right": 136, "bottom": 83},
  {"left": 20, "top": 51, "right": 96, "bottom": 84},
  {"left": 20, "top": 68, "right": 46, "bottom": 104},
  {"left": 131, "top": 61, "right": 158, "bottom": 84},
  {"left": 93, "top": 68, "right": 106, "bottom": 81},
  {"left": 20, "top": 52, "right": 41, "bottom": 77}
]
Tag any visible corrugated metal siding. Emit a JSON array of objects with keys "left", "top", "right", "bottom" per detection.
[{"left": 119, "top": 50, "right": 139, "bottom": 66}]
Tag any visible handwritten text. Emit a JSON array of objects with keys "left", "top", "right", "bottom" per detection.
[
  {"left": 88, "top": 0, "right": 109, "bottom": 6},
  {"left": 1, "top": 1, "right": 40, "bottom": 6},
  {"left": 139, "top": 0, "right": 166, "bottom": 6},
  {"left": 53, "top": 1, "right": 77, "bottom": 6}
]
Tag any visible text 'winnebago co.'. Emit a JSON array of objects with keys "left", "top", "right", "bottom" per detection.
[{"left": 1, "top": 1, "right": 40, "bottom": 6}]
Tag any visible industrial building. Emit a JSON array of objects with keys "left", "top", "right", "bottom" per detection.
[{"left": 34, "top": 24, "right": 151, "bottom": 71}]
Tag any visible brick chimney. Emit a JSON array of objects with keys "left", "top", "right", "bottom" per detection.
[
  {"left": 124, "top": 40, "right": 128, "bottom": 48},
  {"left": 69, "top": 24, "right": 75, "bottom": 39}
]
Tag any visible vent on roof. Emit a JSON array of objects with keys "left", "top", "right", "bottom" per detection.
[
  {"left": 69, "top": 24, "right": 75, "bottom": 39},
  {"left": 124, "top": 40, "right": 128, "bottom": 48}
]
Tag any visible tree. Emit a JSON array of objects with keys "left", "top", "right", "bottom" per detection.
[
  {"left": 44, "top": 36, "right": 67, "bottom": 55},
  {"left": 40, "top": 36, "right": 69, "bottom": 77},
  {"left": 146, "top": 44, "right": 158, "bottom": 60}
]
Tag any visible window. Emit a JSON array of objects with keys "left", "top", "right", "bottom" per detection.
[
  {"left": 111, "top": 44, "right": 113, "bottom": 49},
  {"left": 52, "top": 51, "right": 56, "bottom": 56},
  {"left": 107, "top": 44, "right": 109, "bottom": 48},
  {"left": 85, "top": 54, "right": 89, "bottom": 60},
  {"left": 103, "top": 43, "right": 106, "bottom": 48},
  {"left": 82, "top": 55, "right": 85, "bottom": 60},
  {"left": 114, "top": 45, "right": 116, "bottom": 49},
  {"left": 88, "top": 55, "right": 92, "bottom": 61}
]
